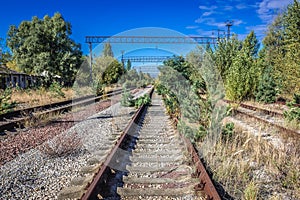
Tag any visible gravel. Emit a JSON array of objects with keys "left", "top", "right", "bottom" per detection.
[{"left": 0, "top": 88, "right": 151, "bottom": 200}]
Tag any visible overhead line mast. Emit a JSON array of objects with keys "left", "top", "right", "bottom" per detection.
[{"left": 225, "top": 20, "right": 234, "bottom": 40}]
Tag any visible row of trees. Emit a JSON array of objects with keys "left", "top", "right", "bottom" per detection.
[
  {"left": 2, "top": 13, "right": 134, "bottom": 89},
  {"left": 155, "top": 0, "right": 300, "bottom": 142},
  {"left": 211, "top": 0, "right": 300, "bottom": 102}
]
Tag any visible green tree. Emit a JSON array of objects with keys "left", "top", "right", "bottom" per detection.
[
  {"left": 213, "top": 35, "right": 241, "bottom": 82},
  {"left": 255, "top": 66, "right": 278, "bottom": 103},
  {"left": 226, "top": 31, "right": 260, "bottom": 101},
  {"left": 7, "top": 13, "right": 82, "bottom": 86},
  {"left": 103, "top": 42, "right": 114, "bottom": 57},
  {"left": 101, "top": 60, "right": 124, "bottom": 84},
  {"left": 126, "top": 59, "right": 131, "bottom": 71},
  {"left": 282, "top": 0, "right": 300, "bottom": 95}
]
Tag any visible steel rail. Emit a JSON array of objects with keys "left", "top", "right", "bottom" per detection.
[
  {"left": 183, "top": 136, "right": 221, "bottom": 200},
  {"left": 81, "top": 88, "right": 221, "bottom": 200},
  {"left": 224, "top": 100, "right": 299, "bottom": 136},
  {"left": 81, "top": 87, "right": 154, "bottom": 200},
  {"left": 0, "top": 89, "right": 125, "bottom": 133}
]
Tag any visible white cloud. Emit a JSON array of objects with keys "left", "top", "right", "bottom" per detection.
[
  {"left": 202, "top": 11, "right": 214, "bottom": 16},
  {"left": 233, "top": 19, "right": 243, "bottom": 26},
  {"left": 246, "top": 24, "right": 268, "bottom": 40},
  {"left": 186, "top": 25, "right": 199, "bottom": 29},
  {"left": 236, "top": 3, "right": 247, "bottom": 10},
  {"left": 199, "top": 5, "right": 218, "bottom": 10},
  {"left": 257, "top": 0, "right": 293, "bottom": 23}
]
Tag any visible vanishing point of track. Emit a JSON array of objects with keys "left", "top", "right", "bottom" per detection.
[{"left": 80, "top": 89, "right": 220, "bottom": 200}]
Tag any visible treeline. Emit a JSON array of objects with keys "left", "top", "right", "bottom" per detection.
[
  {"left": 156, "top": 0, "right": 300, "bottom": 142},
  {"left": 212, "top": 0, "right": 300, "bottom": 102}
]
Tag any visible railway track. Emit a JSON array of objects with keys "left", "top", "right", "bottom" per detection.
[
  {"left": 224, "top": 100, "right": 300, "bottom": 136},
  {"left": 80, "top": 91, "right": 220, "bottom": 200},
  {"left": 0, "top": 88, "right": 125, "bottom": 134}
]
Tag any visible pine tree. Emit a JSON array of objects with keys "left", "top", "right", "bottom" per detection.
[
  {"left": 126, "top": 59, "right": 131, "bottom": 71},
  {"left": 213, "top": 35, "right": 241, "bottom": 82},
  {"left": 282, "top": 0, "right": 300, "bottom": 95},
  {"left": 255, "top": 66, "right": 278, "bottom": 103},
  {"left": 226, "top": 31, "right": 259, "bottom": 101}
]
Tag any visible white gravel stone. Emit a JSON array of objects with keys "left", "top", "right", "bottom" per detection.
[{"left": 0, "top": 88, "right": 151, "bottom": 200}]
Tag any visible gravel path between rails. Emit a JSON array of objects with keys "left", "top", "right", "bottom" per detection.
[{"left": 0, "top": 87, "right": 151, "bottom": 199}]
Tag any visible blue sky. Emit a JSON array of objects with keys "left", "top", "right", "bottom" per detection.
[{"left": 0, "top": 0, "right": 294, "bottom": 55}]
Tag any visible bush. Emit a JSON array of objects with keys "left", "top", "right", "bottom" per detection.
[
  {"left": 221, "top": 122, "right": 235, "bottom": 139},
  {"left": 121, "top": 83, "right": 134, "bottom": 107},
  {"left": 49, "top": 81, "right": 65, "bottom": 98},
  {"left": 177, "top": 120, "right": 206, "bottom": 142},
  {"left": 0, "top": 88, "right": 16, "bottom": 114},
  {"left": 291, "top": 93, "right": 300, "bottom": 104},
  {"left": 121, "top": 90, "right": 134, "bottom": 107},
  {"left": 134, "top": 94, "right": 151, "bottom": 108},
  {"left": 93, "top": 81, "right": 104, "bottom": 96},
  {"left": 284, "top": 93, "right": 300, "bottom": 123}
]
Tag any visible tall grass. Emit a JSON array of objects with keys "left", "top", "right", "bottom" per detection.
[{"left": 200, "top": 123, "right": 300, "bottom": 199}]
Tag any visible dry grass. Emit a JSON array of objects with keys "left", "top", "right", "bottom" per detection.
[
  {"left": 200, "top": 125, "right": 300, "bottom": 199},
  {"left": 11, "top": 87, "right": 74, "bottom": 108},
  {"left": 284, "top": 119, "right": 300, "bottom": 130},
  {"left": 21, "top": 109, "right": 63, "bottom": 128}
]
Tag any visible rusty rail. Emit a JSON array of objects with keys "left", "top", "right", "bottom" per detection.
[
  {"left": 0, "top": 88, "right": 127, "bottom": 133},
  {"left": 183, "top": 136, "right": 221, "bottom": 200},
  {"left": 235, "top": 109, "right": 299, "bottom": 136},
  {"left": 81, "top": 87, "right": 154, "bottom": 200},
  {"left": 223, "top": 99, "right": 283, "bottom": 117},
  {"left": 81, "top": 87, "right": 221, "bottom": 199},
  {"left": 224, "top": 99, "right": 299, "bottom": 136}
]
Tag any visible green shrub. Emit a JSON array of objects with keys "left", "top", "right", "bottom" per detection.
[
  {"left": 284, "top": 106, "right": 300, "bottom": 122},
  {"left": 284, "top": 93, "right": 300, "bottom": 123},
  {"left": 221, "top": 122, "right": 235, "bottom": 139},
  {"left": 0, "top": 88, "right": 16, "bottom": 114},
  {"left": 93, "top": 81, "right": 104, "bottom": 96},
  {"left": 121, "top": 88, "right": 134, "bottom": 107},
  {"left": 49, "top": 81, "right": 65, "bottom": 98},
  {"left": 177, "top": 120, "right": 206, "bottom": 142},
  {"left": 291, "top": 93, "right": 300, "bottom": 104},
  {"left": 134, "top": 94, "right": 151, "bottom": 108}
]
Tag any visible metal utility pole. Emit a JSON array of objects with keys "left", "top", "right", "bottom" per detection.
[
  {"left": 121, "top": 50, "right": 125, "bottom": 67},
  {"left": 212, "top": 29, "right": 225, "bottom": 40},
  {"left": 88, "top": 42, "right": 93, "bottom": 83},
  {"left": 225, "top": 20, "right": 233, "bottom": 40}
]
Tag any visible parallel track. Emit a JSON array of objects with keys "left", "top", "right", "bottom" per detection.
[
  {"left": 0, "top": 89, "right": 125, "bottom": 133},
  {"left": 81, "top": 90, "right": 221, "bottom": 200},
  {"left": 224, "top": 100, "right": 300, "bottom": 136}
]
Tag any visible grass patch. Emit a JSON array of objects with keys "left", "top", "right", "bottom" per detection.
[
  {"left": 200, "top": 127, "right": 300, "bottom": 199},
  {"left": 11, "top": 87, "right": 74, "bottom": 108}
]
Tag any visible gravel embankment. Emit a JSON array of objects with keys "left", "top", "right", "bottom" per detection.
[
  {"left": 0, "top": 87, "right": 151, "bottom": 199},
  {"left": 0, "top": 103, "right": 135, "bottom": 199}
]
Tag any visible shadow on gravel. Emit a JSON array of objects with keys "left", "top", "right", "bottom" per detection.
[{"left": 50, "top": 113, "right": 135, "bottom": 124}]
